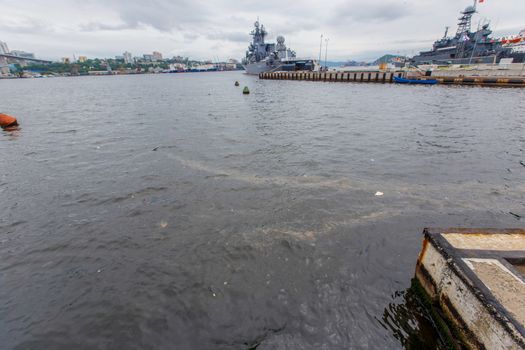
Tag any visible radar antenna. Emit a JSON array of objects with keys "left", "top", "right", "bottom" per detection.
[{"left": 443, "top": 26, "right": 450, "bottom": 39}]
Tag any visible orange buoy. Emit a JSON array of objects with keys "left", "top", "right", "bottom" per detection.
[{"left": 0, "top": 113, "right": 18, "bottom": 128}]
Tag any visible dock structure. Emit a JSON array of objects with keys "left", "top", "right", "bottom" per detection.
[
  {"left": 415, "top": 228, "right": 525, "bottom": 349},
  {"left": 260, "top": 70, "right": 401, "bottom": 84},
  {"left": 259, "top": 71, "right": 525, "bottom": 87}
]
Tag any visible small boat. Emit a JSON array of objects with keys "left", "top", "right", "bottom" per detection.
[{"left": 394, "top": 76, "right": 438, "bottom": 85}]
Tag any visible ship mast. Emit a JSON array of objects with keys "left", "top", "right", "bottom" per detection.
[
  {"left": 456, "top": 2, "right": 477, "bottom": 59},
  {"left": 443, "top": 26, "right": 449, "bottom": 39},
  {"left": 248, "top": 20, "right": 268, "bottom": 62},
  {"left": 456, "top": 5, "right": 476, "bottom": 37},
  {"left": 250, "top": 20, "right": 266, "bottom": 45}
]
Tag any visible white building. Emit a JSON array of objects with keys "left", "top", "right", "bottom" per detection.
[
  {"left": 152, "top": 51, "right": 163, "bottom": 61},
  {"left": 0, "top": 41, "right": 10, "bottom": 55},
  {"left": 123, "top": 51, "right": 133, "bottom": 64},
  {"left": 169, "top": 63, "right": 187, "bottom": 71}
]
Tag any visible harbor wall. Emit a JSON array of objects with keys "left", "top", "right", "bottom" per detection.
[
  {"left": 259, "top": 71, "right": 402, "bottom": 83},
  {"left": 259, "top": 70, "right": 525, "bottom": 87},
  {"left": 424, "top": 63, "right": 525, "bottom": 78}
]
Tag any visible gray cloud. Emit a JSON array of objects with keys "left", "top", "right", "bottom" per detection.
[
  {"left": 334, "top": 1, "right": 411, "bottom": 23},
  {"left": 0, "top": 18, "right": 54, "bottom": 34},
  {"left": 1, "top": 0, "right": 524, "bottom": 61},
  {"left": 79, "top": 22, "right": 139, "bottom": 32},
  {"left": 207, "top": 31, "right": 248, "bottom": 43},
  {"left": 108, "top": 0, "right": 212, "bottom": 32}
]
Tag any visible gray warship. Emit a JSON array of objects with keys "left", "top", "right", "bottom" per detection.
[
  {"left": 412, "top": 1, "right": 523, "bottom": 65},
  {"left": 243, "top": 21, "right": 317, "bottom": 74}
]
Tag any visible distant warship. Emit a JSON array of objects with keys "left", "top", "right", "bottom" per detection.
[
  {"left": 242, "top": 20, "right": 317, "bottom": 74},
  {"left": 412, "top": 1, "right": 524, "bottom": 65},
  {"left": 500, "top": 29, "right": 525, "bottom": 58}
]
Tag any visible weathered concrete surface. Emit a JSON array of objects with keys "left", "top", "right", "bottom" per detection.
[
  {"left": 465, "top": 259, "right": 525, "bottom": 326},
  {"left": 443, "top": 233, "right": 525, "bottom": 251},
  {"left": 416, "top": 228, "right": 525, "bottom": 350},
  {"left": 427, "top": 63, "right": 525, "bottom": 78}
]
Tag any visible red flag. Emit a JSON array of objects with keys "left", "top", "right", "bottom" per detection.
[{"left": 479, "top": 0, "right": 484, "bottom": 3}]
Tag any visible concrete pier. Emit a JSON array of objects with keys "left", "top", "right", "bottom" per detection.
[
  {"left": 260, "top": 71, "right": 401, "bottom": 84},
  {"left": 415, "top": 228, "right": 525, "bottom": 349},
  {"left": 259, "top": 71, "right": 525, "bottom": 87}
]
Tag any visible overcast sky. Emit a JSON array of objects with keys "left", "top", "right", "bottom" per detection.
[{"left": 1, "top": 0, "right": 524, "bottom": 61}]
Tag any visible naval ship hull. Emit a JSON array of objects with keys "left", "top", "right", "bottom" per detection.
[
  {"left": 243, "top": 61, "right": 278, "bottom": 75},
  {"left": 244, "top": 59, "right": 318, "bottom": 75},
  {"left": 413, "top": 53, "right": 500, "bottom": 65}
]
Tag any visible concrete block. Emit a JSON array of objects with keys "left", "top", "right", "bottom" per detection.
[{"left": 416, "top": 228, "right": 525, "bottom": 349}]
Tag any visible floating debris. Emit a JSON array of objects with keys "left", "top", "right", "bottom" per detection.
[
  {"left": 509, "top": 212, "right": 522, "bottom": 220},
  {"left": 159, "top": 220, "right": 168, "bottom": 228},
  {"left": 375, "top": 191, "right": 384, "bottom": 197}
]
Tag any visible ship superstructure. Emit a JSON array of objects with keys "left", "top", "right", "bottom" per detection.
[
  {"left": 501, "top": 29, "right": 525, "bottom": 56},
  {"left": 242, "top": 20, "right": 316, "bottom": 74},
  {"left": 412, "top": 1, "right": 521, "bottom": 65}
]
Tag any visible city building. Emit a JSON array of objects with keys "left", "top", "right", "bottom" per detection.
[
  {"left": 152, "top": 51, "right": 163, "bottom": 61},
  {"left": 62, "top": 57, "right": 71, "bottom": 64},
  {"left": 123, "top": 51, "right": 133, "bottom": 64},
  {"left": 10, "top": 50, "right": 35, "bottom": 59},
  {"left": 143, "top": 54, "right": 154, "bottom": 62},
  {"left": 0, "top": 41, "right": 9, "bottom": 55},
  {"left": 78, "top": 56, "right": 87, "bottom": 63},
  {"left": 173, "top": 56, "right": 186, "bottom": 63}
]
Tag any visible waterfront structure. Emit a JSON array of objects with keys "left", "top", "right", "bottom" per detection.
[
  {"left": 242, "top": 20, "right": 317, "bottom": 74},
  {"left": 412, "top": 1, "right": 524, "bottom": 65},
  {"left": 0, "top": 52, "right": 51, "bottom": 70},
  {"left": 61, "top": 57, "right": 71, "bottom": 64},
  {"left": 78, "top": 56, "right": 87, "bottom": 63},
  {"left": 0, "top": 41, "right": 9, "bottom": 55},
  {"left": 500, "top": 29, "right": 525, "bottom": 57},
  {"left": 259, "top": 69, "right": 525, "bottom": 87},
  {"left": 169, "top": 63, "right": 187, "bottom": 72},
  {"left": 415, "top": 228, "right": 525, "bottom": 349},
  {"left": 10, "top": 50, "right": 35, "bottom": 59},
  {"left": 0, "top": 59, "right": 9, "bottom": 76}
]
